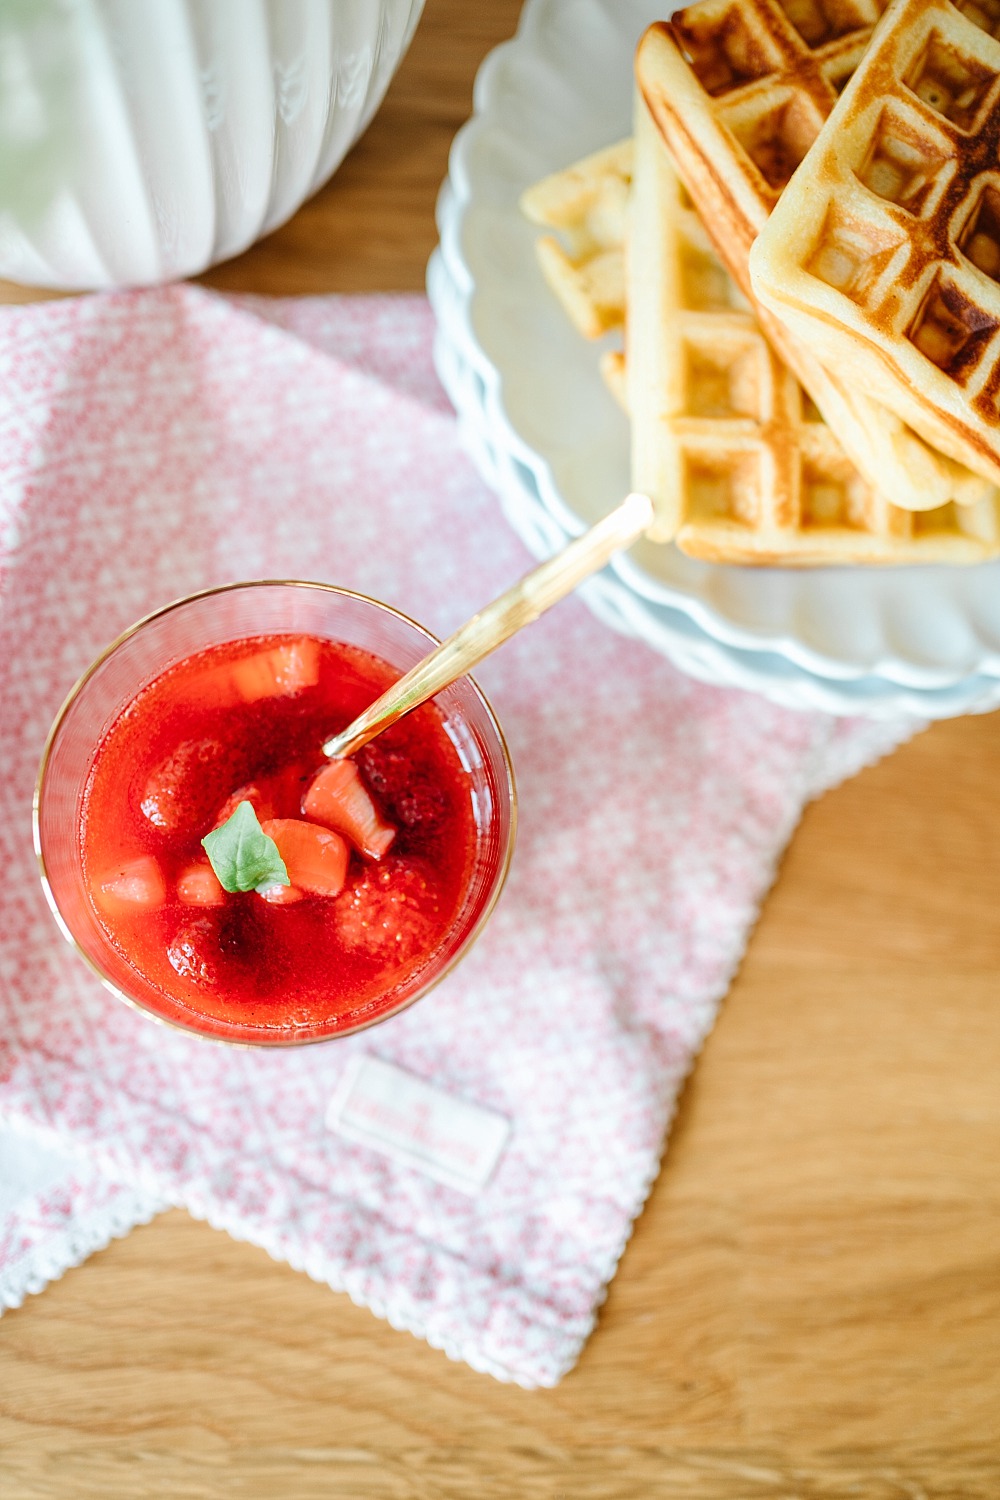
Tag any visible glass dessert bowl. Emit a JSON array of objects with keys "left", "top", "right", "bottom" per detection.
[{"left": 34, "top": 582, "right": 516, "bottom": 1046}]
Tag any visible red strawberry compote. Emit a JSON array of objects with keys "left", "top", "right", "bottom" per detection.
[{"left": 76, "top": 632, "right": 492, "bottom": 1042}]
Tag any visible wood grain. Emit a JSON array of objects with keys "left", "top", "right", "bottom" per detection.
[{"left": 2, "top": 2, "right": 999, "bottom": 1495}]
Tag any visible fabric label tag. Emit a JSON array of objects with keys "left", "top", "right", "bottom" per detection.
[{"left": 326, "top": 1055, "right": 511, "bottom": 1195}]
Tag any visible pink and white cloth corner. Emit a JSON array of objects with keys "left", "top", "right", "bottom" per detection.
[{"left": 0, "top": 288, "right": 918, "bottom": 1385}]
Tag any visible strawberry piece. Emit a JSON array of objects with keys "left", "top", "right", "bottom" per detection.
[
  {"left": 167, "top": 914, "right": 222, "bottom": 986},
  {"left": 140, "top": 737, "right": 236, "bottom": 834},
  {"left": 302, "top": 759, "right": 396, "bottom": 861},
  {"left": 260, "top": 818, "right": 350, "bottom": 899},
  {"left": 229, "top": 639, "right": 320, "bottom": 703},
  {"left": 177, "top": 862, "right": 226, "bottom": 907},
  {"left": 358, "top": 744, "right": 448, "bottom": 833},
  {"left": 94, "top": 855, "right": 167, "bottom": 914},
  {"left": 212, "top": 781, "right": 277, "bottom": 831},
  {"left": 211, "top": 765, "right": 309, "bottom": 831},
  {"left": 333, "top": 855, "right": 441, "bottom": 963}
]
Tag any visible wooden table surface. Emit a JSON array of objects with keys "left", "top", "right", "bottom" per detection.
[{"left": 2, "top": 4, "right": 999, "bottom": 1496}]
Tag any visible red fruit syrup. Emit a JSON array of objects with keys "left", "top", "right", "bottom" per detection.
[{"left": 79, "top": 633, "right": 483, "bottom": 1042}]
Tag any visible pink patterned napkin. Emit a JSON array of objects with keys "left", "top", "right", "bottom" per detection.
[{"left": 0, "top": 288, "right": 916, "bottom": 1384}]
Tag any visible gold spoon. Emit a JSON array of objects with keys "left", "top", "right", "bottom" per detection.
[{"left": 322, "top": 491, "right": 655, "bottom": 759}]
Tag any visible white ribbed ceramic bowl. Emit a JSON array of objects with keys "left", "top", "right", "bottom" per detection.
[{"left": 0, "top": 0, "right": 424, "bottom": 289}]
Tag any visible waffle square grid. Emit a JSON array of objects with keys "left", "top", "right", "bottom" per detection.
[{"left": 751, "top": 0, "right": 1000, "bottom": 488}]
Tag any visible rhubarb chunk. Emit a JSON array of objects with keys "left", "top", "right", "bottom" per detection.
[
  {"left": 302, "top": 759, "right": 395, "bottom": 861},
  {"left": 177, "top": 862, "right": 226, "bottom": 907},
  {"left": 230, "top": 639, "right": 320, "bottom": 703},
  {"left": 94, "top": 855, "right": 167, "bottom": 914},
  {"left": 260, "top": 818, "right": 350, "bottom": 898}
]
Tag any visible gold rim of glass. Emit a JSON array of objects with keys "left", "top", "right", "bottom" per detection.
[{"left": 33, "top": 579, "right": 518, "bottom": 1048}]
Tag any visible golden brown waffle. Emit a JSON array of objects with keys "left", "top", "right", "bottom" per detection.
[
  {"left": 628, "top": 96, "right": 1000, "bottom": 563},
  {"left": 751, "top": 0, "right": 1000, "bottom": 490},
  {"left": 522, "top": 110, "right": 1000, "bottom": 565},
  {"left": 635, "top": 7, "right": 999, "bottom": 512},
  {"left": 519, "top": 136, "right": 741, "bottom": 387},
  {"left": 520, "top": 140, "right": 631, "bottom": 339}
]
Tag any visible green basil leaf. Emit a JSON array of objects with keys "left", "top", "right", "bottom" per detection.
[{"left": 202, "top": 801, "right": 290, "bottom": 894}]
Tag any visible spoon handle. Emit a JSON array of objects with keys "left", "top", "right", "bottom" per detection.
[{"left": 322, "top": 491, "right": 655, "bottom": 760}]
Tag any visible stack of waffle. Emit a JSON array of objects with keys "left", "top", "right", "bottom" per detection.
[{"left": 520, "top": 0, "right": 1000, "bottom": 566}]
